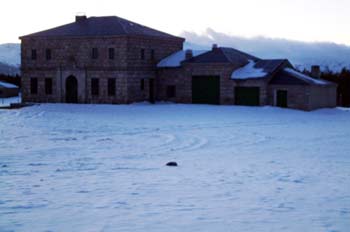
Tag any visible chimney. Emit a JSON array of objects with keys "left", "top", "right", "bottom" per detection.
[
  {"left": 185, "top": 49, "right": 193, "bottom": 60},
  {"left": 212, "top": 44, "right": 218, "bottom": 50},
  {"left": 311, "top": 65, "right": 321, "bottom": 79},
  {"left": 75, "top": 14, "right": 87, "bottom": 23}
]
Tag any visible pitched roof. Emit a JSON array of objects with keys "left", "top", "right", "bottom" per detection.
[
  {"left": 157, "top": 50, "right": 208, "bottom": 68},
  {"left": 185, "top": 47, "right": 259, "bottom": 65},
  {"left": 231, "top": 59, "right": 288, "bottom": 80},
  {"left": 255, "top": 59, "right": 287, "bottom": 74},
  {"left": 20, "top": 16, "right": 184, "bottom": 40},
  {"left": 270, "top": 68, "right": 335, "bottom": 86},
  {"left": 0, "top": 81, "right": 18, "bottom": 89}
]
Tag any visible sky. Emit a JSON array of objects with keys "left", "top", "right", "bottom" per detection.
[{"left": 1, "top": 0, "right": 350, "bottom": 45}]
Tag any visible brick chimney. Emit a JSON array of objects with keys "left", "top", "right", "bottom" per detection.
[
  {"left": 311, "top": 65, "right": 321, "bottom": 79},
  {"left": 75, "top": 14, "right": 87, "bottom": 23},
  {"left": 212, "top": 44, "right": 218, "bottom": 50},
  {"left": 185, "top": 49, "right": 193, "bottom": 60}
]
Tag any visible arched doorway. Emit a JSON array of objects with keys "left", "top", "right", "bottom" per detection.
[{"left": 65, "top": 75, "right": 78, "bottom": 103}]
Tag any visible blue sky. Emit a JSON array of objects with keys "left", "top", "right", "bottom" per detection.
[{"left": 1, "top": 0, "right": 350, "bottom": 45}]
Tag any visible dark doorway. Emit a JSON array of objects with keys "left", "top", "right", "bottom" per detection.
[
  {"left": 192, "top": 76, "right": 220, "bottom": 105},
  {"left": 149, "top": 79, "right": 155, "bottom": 103},
  {"left": 276, "top": 90, "right": 288, "bottom": 108},
  {"left": 66, "top": 75, "right": 78, "bottom": 103},
  {"left": 235, "top": 87, "right": 260, "bottom": 106}
]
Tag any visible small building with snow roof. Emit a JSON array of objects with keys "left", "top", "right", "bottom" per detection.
[{"left": 0, "top": 81, "right": 19, "bottom": 98}]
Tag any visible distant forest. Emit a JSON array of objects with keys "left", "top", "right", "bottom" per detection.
[{"left": 1, "top": 69, "right": 350, "bottom": 107}]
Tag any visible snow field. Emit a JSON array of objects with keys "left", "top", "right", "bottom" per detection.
[{"left": 0, "top": 104, "right": 349, "bottom": 232}]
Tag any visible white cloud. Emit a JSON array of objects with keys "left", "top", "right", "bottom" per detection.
[{"left": 182, "top": 28, "right": 350, "bottom": 72}]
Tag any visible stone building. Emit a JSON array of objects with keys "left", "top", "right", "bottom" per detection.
[
  {"left": 157, "top": 46, "right": 337, "bottom": 111},
  {"left": 20, "top": 15, "right": 184, "bottom": 104},
  {"left": 20, "top": 15, "right": 337, "bottom": 110}
]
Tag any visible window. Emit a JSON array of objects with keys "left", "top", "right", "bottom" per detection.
[
  {"left": 108, "top": 78, "right": 116, "bottom": 96},
  {"left": 140, "top": 49, "right": 145, "bottom": 60},
  {"left": 45, "top": 78, "right": 52, "bottom": 95},
  {"left": 31, "top": 49, "right": 37, "bottom": 60},
  {"left": 46, "top": 49, "right": 52, "bottom": 60},
  {"left": 151, "top": 49, "right": 155, "bottom": 60},
  {"left": 140, "top": 79, "right": 145, "bottom": 91},
  {"left": 167, "top": 85, "right": 176, "bottom": 98},
  {"left": 108, "top": 48, "right": 115, "bottom": 60},
  {"left": 30, "top": 78, "right": 38, "bottom": 94},
  {"left": 92, "top": 48, "right": 98, "bottom": 59},
  {"left": 91, "top": 78, "right": 99, "bottom": 96}
]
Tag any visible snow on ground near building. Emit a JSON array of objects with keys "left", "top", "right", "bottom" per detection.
[
  {"left": 231, "top": 60, "right": 267, "bottom": 79},
  {"left": 0, "top": 104, "right": 350, "bottom": 232},
  {"left": 0, "top": 95, "right": 21, "bottom": 107}
]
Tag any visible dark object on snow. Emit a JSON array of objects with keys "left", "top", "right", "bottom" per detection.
[
  {"left": 1, "top": 164, "right": 7, "bottom": 168},
  {"left": 166, "top": 162, "right": 178, "bottom": 167}
]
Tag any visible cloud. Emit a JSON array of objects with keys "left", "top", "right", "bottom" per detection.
[{"left": 182, "top": 28, "right": 350, "bottom": 72}]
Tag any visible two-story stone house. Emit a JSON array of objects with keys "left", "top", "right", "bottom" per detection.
[{"left": 20, "top": 15, "right": 184, "bottom": 104}]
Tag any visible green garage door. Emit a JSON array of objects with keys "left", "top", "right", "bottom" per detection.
[
  {"left": 192, "top": 76, "right": 220, "bottom": 105},
  {"left": 276, "top": 90, "right": 288, "bottom": 108},
  {"left": 235, "top": 87, "right": 260, "bottom": 106}
]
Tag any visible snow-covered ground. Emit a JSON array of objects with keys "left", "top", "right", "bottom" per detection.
[
  {"left": 0, "top": 96, "right": 21, "bottom": 107},
  {"left": 0, "top": 104, "right": 350, "bottom": 232}
]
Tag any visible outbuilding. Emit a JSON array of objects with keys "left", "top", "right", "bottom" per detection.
[
  {"left": 157, "top": 45, "right": 337, "bottom": 111},
  {"left": 0, "top": 81, "right": 19, "bottom": 98}
]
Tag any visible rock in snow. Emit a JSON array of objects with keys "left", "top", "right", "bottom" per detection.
[{"left": 166, "top": 161, "right": 178, "bottom": 167}]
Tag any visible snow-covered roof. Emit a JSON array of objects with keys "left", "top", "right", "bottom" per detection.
[
  {"left": 157, "top": 50, "right": 208, "bottom": 68},
  {"left": 231, "top": 60, "right": 268, "bottom": 79},
  {"left": 284, "top": 68, "right": 330, "bottom": 85},
  {"left": 0, "top": 81, "right": 18, "bottom": 89}
]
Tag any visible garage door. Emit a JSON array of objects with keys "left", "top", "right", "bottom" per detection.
[
  {"left": 192, "top": 76, "right": 220, "bottom": 105},
  {"left": 235, "top": 87, "right": 260, "bottom": 106}
]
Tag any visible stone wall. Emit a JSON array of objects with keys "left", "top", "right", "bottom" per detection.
[
  {"left": 21, "top": 35, "right": 183, "bottom": 104},
  {"left": 268, "top": 85, "right": 311, "bottom": 110},
  {"left": 309, "top": 85, "right": 337, "bottom": 110},
  {"left": 157, "top": 63, "right": 268, "bottom": 105}
]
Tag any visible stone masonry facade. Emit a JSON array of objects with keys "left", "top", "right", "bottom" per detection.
[
  {"left": 20, "top": 16, "right": 337, "bottom": 111},
  {"left": 21, "top": 23, "right": 184, "bottom": 104}
]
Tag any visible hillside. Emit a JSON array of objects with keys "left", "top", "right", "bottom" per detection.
[{"left": 0, "top": 43, "right": 20, "bottom": 75}]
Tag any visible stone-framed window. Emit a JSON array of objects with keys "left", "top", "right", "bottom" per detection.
[
  {"left": 140, "top": 79, "right": 145, "bottom": 91},
  {"left": 151, "top": 49, "right": 155, "bottom": 60},
  {"left": 46, "top": 49, "right": 52, "bottom": 60},
  {"left": 108, "top": 48, "right": 115, "bottom": 60},
  {"left": 45, "top": 78, "right": 53, "bottom": 95},
  {"left": 167, "top": 85, "right": 176, "bottom": 98},
  {"left": 30, "top": 78, "right": 38, "bottom": 94},
  {"left": 92, "top": 48, "right": 98, "bottom": 59},
  {"left": 108, "top": 78, "right": 116, "bottom": 96},
  {"left": 31, "top": 49, "right": 37, "bottom": 60},
  {"left": 91, "top": 78, "right": 99, "bottom": 96},
  {"left": 140, "top": 49, "right": 145, "bottom": 60}
]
